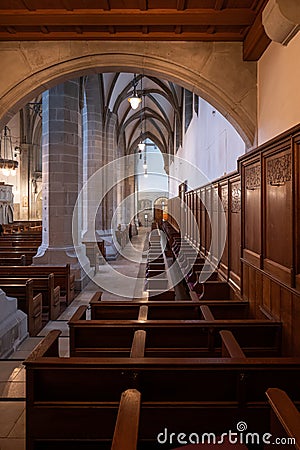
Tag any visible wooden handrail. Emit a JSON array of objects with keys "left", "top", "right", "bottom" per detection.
[
  {"left": 266, "top": 388, "right": 300, "bottom": 450},
  {"left": 111, "top": 389, "right": 141, "bottom": 450}
]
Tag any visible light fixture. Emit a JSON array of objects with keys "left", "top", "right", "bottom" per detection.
[
  {"left": 128, "top": 74, "right": 142, "bottom": 110},
  {"left": 144, "top": 168, "right": 148, "bottom": 178},
  {"left": 0, "top": 126, "right": 18, "bottom": 177},
  {"left": 143, "top": 144, "right": 147, "bottom": 170},
  {"left": 138, "top": 142, "right": 146, "bottom": 152}
]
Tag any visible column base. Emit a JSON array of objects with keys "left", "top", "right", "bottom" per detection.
[{"left": 0, "top": 289, "right": 28, "bottom": 358}]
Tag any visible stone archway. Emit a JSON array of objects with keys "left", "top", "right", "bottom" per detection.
[{"left": 0, "top": 41, "right": 257, "bottom": 147}]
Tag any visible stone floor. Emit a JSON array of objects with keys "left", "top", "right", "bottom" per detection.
[{"left": 0, "top": 228, "right": 149, "bottom": 450}]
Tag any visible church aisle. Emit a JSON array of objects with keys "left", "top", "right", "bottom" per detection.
[{"left": 0, "top": 226, "right": 149, "bottom": 450}]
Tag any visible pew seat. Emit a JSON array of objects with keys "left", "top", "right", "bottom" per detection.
[
  {"left": 24, "top": 330, "right": 300, "bottom": 449},
  {"left": 0, "top": 264, "right": 75, "bottom": 304}
]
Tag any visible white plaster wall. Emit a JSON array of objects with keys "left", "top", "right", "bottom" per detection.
[
  {"left": 169, "top": 98, "right": 245, "bottom": 193},
  {"left": 258, "top": 32, "right": 300, "bottom": 145}
]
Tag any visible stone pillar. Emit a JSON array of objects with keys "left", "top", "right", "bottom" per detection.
[
  {"left": 82, "top": 74, "right": 104, "bottom": 238},
  {"left": 97, "top": 111, "right": 119, "bottom": 259},
  {"left": 32, "top": 80, "right": 90, "bottom": 289},
  {"left": 19, "top": 143, "right": 30, "bottom": 220}
]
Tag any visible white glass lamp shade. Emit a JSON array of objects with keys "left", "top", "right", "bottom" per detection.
[
  {"left": 128, "top": 95, "right": 142, "bottom": 110},
  {"left": 138, "top": 142, "right": 145, "bottom": 151}
]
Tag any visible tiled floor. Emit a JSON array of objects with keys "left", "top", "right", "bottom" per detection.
[{"left": 0, "top": 228, "right": 149, "bottom": 450}]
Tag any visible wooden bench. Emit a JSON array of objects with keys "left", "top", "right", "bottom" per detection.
[
  {"left": 24, "top": 329, "right": 300, "bottom": 449},
  {"left": 0, "top": 264, "right": 75, "bottom": 304},
  {"left": 266, "top": 388, "right": 300, "bottom": 450},
  {"left": 191, "top": 280, "right": 231, "bottom": 300},
  {"left": 68, "top": 306, "right": 282, "bottom": 357},
  {"left": 0, "top": 255, "right": 26, "bottom": 266},
  {"left": 0, "top": 275, "right": 60, "bottom": 321},
  {"left": 0, "top": 280, "right": 42, "bottom": 335},
  {"left": 90, "top": 295, "right": 250, "bottom": 321},
  {"left": 0, "top": 250, "right": 37, "bottom": 264}
]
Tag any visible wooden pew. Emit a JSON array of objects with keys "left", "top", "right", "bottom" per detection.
[
  {"left": 191, "top": 280, "right": 231, "bottom": 300},
  {"left": 0, "top": 264, "right": 75, "bottom": 304},
  {"left": 0, "top": 250, "right": 36, "bottom": 265},
  {"left": 24, "top": 330, "right": 300, "bottom": 449},
  {"left": 0, "top": 255, "right": 26, "bottom": 266},
  {"left": 90, "top": 299, "right": 251, "bottom": 321},
  {"left": 68, "top": 306, "right": 282, "bottom": 357},
  {"left": 0, "top": 280, "right": 42, "bottom": 335},
  {"left": 0, "top": 275, "right": 60, "bottom": 321},
  {"left": 266, "top": 388, "right": 300, "bottom": 450}
]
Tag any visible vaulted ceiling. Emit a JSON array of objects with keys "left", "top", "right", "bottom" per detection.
[
  {"left": 90, "top": 72, "right": 181, "bottom": 155},
  {"left": 0, "top": 0, "right": 270, "bottom": 60}
]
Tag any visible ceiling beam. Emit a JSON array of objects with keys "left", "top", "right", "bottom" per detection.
[
  {"left": 243, "top": 11, "right": 270, "bottom": 60},
  {"left": 0, "top": 30, "right": 244, "bottom": 41},
  {"left": 108, "top": 25, "right": 115, "bottom": 34},
  {"left": 142, "top": 26, "right": 148, "bottom": 34},
  {"left": 0, "top": 9, "right": 255, "bottom": 27},
  {"left": 175, "top": 25, "right": 182, "bottom": 34}
]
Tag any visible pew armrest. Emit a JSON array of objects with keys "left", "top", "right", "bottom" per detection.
[
  {"left": 111, "top": 389, "right": 141, "bottom": 450},
  {"left": 130, "top": 330, "right": 146, "bottom": 358},
  {"left": 220, "top": 330, "right": 246, "bottom": 358},
  {"left": 89, "top": 291, "right": 103, "bottom": 305},
  {"left": 25, "top": 329, "right": 61, "bottom": 361},
  {"left": 266, "top": 388, "right": 300, "bottom": 449},
  {"left": 200, "top": 305, "right": 215, "bottom": 321}
]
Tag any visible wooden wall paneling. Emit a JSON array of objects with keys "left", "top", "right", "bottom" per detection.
[
  {"left": 229, "top": 175, "right": 241, "bottom": 290},
  {"left": 262, "top": 273, "right": 271, "bottom": 314},
  {"left": 242, "top": 158, "right": 261, "bottom": 267},
  {"left": 280, "top": 287, "right": 293, "bottom": 356},
  {"left": 200, "top": 188, "right": 206, "bottom": 254},
  {"left": 187, "top": 192, "right": 190, "bottom": 241},
  {"left": 294, "top": 133, "right": 300, "bottom": 290},
  {"left": 219, "top": 180, "right": 229, "bottom": 279},
  {"left": 196, "top": 189, "right": 201, "bottom": 249},
  {"left": 270, "top": 280, "right": 281, "bottom": 320},
  {"left": 263, "top": 146, "right": 293, "bottom": 285},
  {"left": 291, "top": 291, "right": 300, "bottom": 356},
  {"left": 192, "top": 191, "right": 197, "bottom": 245},
  {"left": 205, "top": 186, "right": 212, "bottom": 258},
  {"left": 242, "top": 262, "right": 249, "bottom": 301},
  {"left": 211, "top": 183, "right": 219, "bottom": 267}
]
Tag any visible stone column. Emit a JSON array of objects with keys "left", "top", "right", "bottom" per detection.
[
  {"left": 32, "top": 80, "right": 90, "bottom": 289},
  {"left": 97, "top": 111, "right": 119, "bottom": 259}
]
